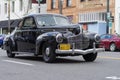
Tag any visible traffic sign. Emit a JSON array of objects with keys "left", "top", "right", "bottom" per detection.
[
  {"left": 107, "top": 12, "right": 111, "bottom": 19},
  {"left": 109, "top": 21, "right": 112, "bottom": 28}
]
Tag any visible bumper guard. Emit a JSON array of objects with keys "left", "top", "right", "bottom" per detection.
[{"left": 55, "top": 43, "right": 105, "bottom": 55}]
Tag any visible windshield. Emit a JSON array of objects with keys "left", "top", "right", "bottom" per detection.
[{"left": 36, "top": 15, "right": 70, "bottom": 27}]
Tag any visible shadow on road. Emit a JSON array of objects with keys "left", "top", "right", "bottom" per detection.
[{"left": 13, "top": 55, "right": 91, "bottom": 64}]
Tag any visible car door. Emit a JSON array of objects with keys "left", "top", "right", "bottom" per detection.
[{"left": 15, "top": 17, "right": 37, "bottom": 53}]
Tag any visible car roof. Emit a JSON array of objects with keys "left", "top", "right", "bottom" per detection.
[{"left": 24, "top": 13, "right": 65, "bottom": 18}]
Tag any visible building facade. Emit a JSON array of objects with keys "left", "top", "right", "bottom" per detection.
[
  {"left": 115, "top": 0, "right": 120, "bottom": 34},
  {"left": 0, "top": 0, "right": 47, "bottom": 34},
  {"left": 47, "top": 0, "right": 115, "bottom": 34}
]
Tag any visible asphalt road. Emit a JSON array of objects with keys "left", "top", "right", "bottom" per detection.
[{"left": 0, "top": 49, "right": 120, "bottom": 80}]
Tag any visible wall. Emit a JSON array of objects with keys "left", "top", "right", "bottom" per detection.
[{"left": 115, "top": 0, "right": 120, "bottom": 34}]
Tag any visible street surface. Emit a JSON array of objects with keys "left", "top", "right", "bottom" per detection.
[{"left": 0, "top": 49, "right": 120, "bottom": 80}]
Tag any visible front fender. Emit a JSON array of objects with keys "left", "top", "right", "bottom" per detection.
[{"left": 36, "top": 32, "right": 59, "bottom": 55}]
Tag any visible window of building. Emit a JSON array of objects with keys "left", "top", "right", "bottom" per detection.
[
  {"left": 51, "top": 0, "right": 56, "bottom": 9},
  {"left": 4, "top": 3, "right": 7, "bottom": 14},
  {"left": 80, "top": 0, "right": 85, "bottom": 2},
  {"left": 20, "top": 0, "right": 23, "bottom": 11},
  {"left": 79, "top": 12, "right": 106, "bottom": 22},
  {"left": 66, "top": 0, "right": 72, "bottom": 7},
  {"left": 12, "top": 1, "right": 15, "bottom": 12}
]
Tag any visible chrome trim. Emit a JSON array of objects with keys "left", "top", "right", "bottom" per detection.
[
  {"left": 56, "top": 48, "right": 104, "bottom": 55},
  {"left": 94, "top": 34, "right": 100, "bottom": 42},
  {"left": 56, "top": 33, "right": 63, "bottom": 43},
  {"left": 72, "top": 43, "right": 75, "bottom": 55},
  {"left": 55, "top": 43, "right": 105, "bottom": 55}
]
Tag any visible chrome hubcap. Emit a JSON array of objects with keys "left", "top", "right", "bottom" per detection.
[
  {"left": 110, "top": 44, "right": 115, "bottom": 51},
  {"left": 45, "top": 47, "right": 50, "bottom": 56}
]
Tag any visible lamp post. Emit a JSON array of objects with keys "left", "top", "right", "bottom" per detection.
[
  {"left": 8, "top": 0, "right": 11, "bottom": 34},
  {"left": 106, "top": 0, "right": 110, "bottom": 34},
  {"left": 59, "top": 0, "right": 63, "bottom": 14}
]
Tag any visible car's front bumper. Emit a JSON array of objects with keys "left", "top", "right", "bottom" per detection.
[{"left": 55, "top": 43, "right": 105, "bottom": 55}]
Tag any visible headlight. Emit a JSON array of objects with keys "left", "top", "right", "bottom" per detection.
[
  {"left": 94, "top": 34, "right": 100, "bottom": 42},
  {"left": 72, "top": 27, "right": 80, "bottom": 35},
  {"left": 56, "top": 33, "right": 63, "bottom": 43}
]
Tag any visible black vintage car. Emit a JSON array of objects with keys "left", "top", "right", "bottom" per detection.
[{"left": 3, "top": 13, "right": 104, "bottom": 63}]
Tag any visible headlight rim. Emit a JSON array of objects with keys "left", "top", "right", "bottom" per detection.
[
  {"left": 94, "top": 34, "right": 100, "bottom": 42},
  {"left": 56, "top": 33, "right": 63, "bottom": 43}
]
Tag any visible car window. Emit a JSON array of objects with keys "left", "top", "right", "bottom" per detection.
[
  {"left": 108, "top": 35, "right": 112, "bottom": 39},
  {"left": 55, "top": 16, "right": 70, "bottom": 26},
  {"left": 101, "top": 35, "right": 111, "bottom": 39},
  {"left": 36, "top": 15, "right": 70, "bottom": 27},
  {"left": 37, "top": 15, "right": 56, "bottom": 26},
  {"left": 100, "top": 35, "right": 106, "bottom": 39},
  {"left": 23, "top": 17, "right": 36, "bottom": 28}
]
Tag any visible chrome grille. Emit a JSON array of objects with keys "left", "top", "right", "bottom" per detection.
[{"left": 67, "top": 34, "right": 89, "bottom": 49}]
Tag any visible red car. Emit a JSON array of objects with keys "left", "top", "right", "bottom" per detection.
[{"left": 100, "top": 34, "right": 120, "bottom": 51}]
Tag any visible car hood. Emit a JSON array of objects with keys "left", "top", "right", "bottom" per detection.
[{"left": 38, "top": 24, "right": 80, "bottom": 32}]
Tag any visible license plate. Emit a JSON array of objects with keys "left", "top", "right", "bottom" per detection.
[{"left": 60, "top": 44, "right": 70, "bottom": 50}]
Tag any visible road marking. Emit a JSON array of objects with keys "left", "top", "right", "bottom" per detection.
[
  {"left": 106, "top": 76, "right": 120, "bottom": 80},
  {"left": 98, "top": 56, "right": 120, "bottom": 60},
  {"left": 2, "top": 60, "right": 34, "bottom": 66}
]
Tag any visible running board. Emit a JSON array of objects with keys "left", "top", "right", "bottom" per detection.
[{"left": 12, "top": 51, "right": 35, "bottom": 54}]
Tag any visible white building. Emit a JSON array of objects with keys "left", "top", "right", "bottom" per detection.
[
  {"left": 0, "top": 0, "right": 47, "bottom": 34},
  {"left": 115, "top": 0, "right": 120, "bottom": 34}
]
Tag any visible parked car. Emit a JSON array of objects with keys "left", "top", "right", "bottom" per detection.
[
  {"left": 0, "top": 34, "right": 6, "bottom": 48},
  {"left": 3, "top": 13, "right": 104, "bottom": 63},
  {"left": 99, "top": 34, "right": 120, "bottom": 51}
]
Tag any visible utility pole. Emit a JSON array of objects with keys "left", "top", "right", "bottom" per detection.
[
  {"left": 38, "top": 0, "right": 42, "bottom": 13},
  {"left": 106, "top": 0, "right": 110, "bottom": 34},
  {"left": 8, "top": 0, "right": 11, "bottom": 34},
  {"left": 59, "top": 0, "right": 63, "bottom": 14}
]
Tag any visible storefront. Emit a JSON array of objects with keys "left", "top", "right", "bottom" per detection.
[{"left": 0, "top": 19, "right": 21, "bottom": 34}]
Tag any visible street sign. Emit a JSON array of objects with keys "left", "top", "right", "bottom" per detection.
[
  {"left": 109, "top": 21, "right": 112, "bottom": 28},
  {"left": 107, "top": 12, "right": 111, "bottom": 19}
]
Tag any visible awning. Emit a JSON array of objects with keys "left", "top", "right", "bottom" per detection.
[
  {"left": 0, "top": 20, "right": 8, "bottom": 28},
  {"left": 32, "top": 0, "right": 46, "bottom": 4},
  {"left": 0, "top": 19, "right": 21, "bottom": 28}
]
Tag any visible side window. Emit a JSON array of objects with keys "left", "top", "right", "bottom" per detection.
[
  {"left": 108, "top": 35, "right": 112, "bottom": 39},
  {"left": 105, "top": 35, "right": 111, "bottom": 39},
  {"left": 18, "top": 20, "right": 23, "bottom": 28},
  {"left": 23, "top": 17, "right": 36, "bottom": 28},
  {"left": 100, "top": 35, "right": 106, "bottom": 39}
]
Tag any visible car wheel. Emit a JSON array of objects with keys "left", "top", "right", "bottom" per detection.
[
  {"left": 82, "top": 53, "right": 97, "bottom": 62},
  {"left": 7, "top": 48, "right": 15, "bottom": 58},
  {"left": 42, "top": 42, "right": 56, "bottom": 63},
  {"left": 109, "top": 43, "right": 116, "bottom": 51}
]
